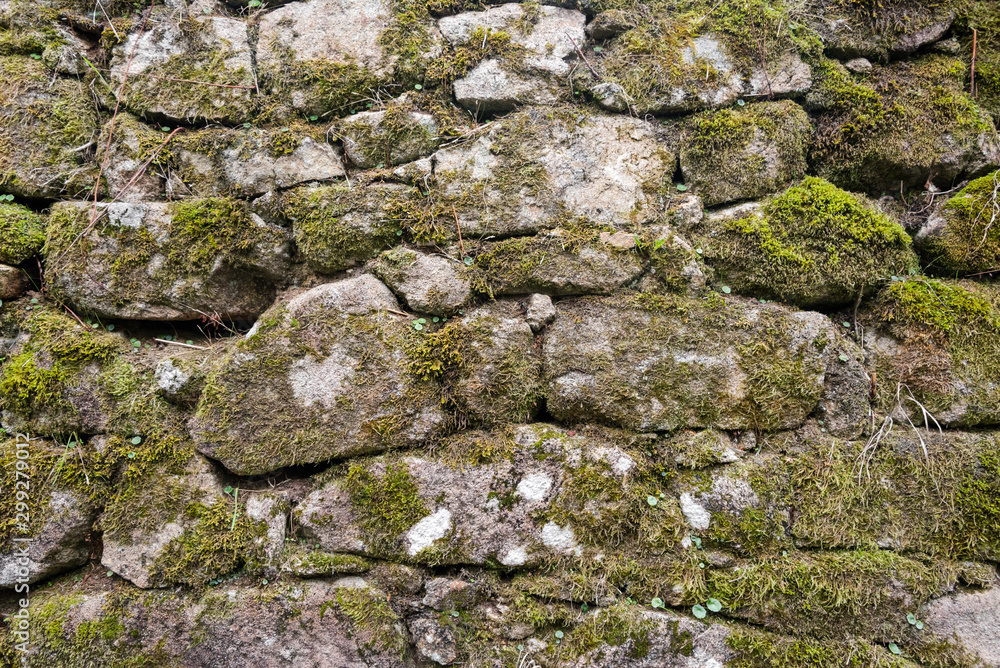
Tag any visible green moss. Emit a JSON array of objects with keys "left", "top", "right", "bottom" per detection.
[
  {"left": 281, "top": 183, "right": 402, "bottom": 273},
  {"left": 328, "top": 586, "right": 408, "bottom": 658},
  {"left": 811, "top": 54, "right": 994, "bottom": 193},
  {"left": 920, "top": 170, "right": 1000, "bottom": 274},
  {"left": 0, "top": 201, "right": 45, "bottom": 264},
  {"left": 680, "top": 100, "right": 812, "bottom": 206},
  {"left": 703, "top": 176, "right": 915, "bottom": 307},
  {"left": 344, "top": 460, "right": 430, "bottom": 553},
  {"left": 727, "top": 628, "right": 910, "bottom": 667},
  {"left": 708, "top": 550, "right": 957, "bottom": 638},
  {"left": 150, "top": 498, "right": 268, "bottom": 587}
]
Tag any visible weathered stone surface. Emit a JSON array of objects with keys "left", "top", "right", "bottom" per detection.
[
  {"left": 110, "top": 13, "right": 255, "bottom": 124},
  {"left": 543, "top": 294, "right": 869, "bottom": 433},
  {"left": 447, "top": 299, "right": 542, "bottom": 427},
  {"left": 394, "top": 108, "right": 674, "bottom": 240},
  {"left": 0, "top": 56, "right": 98, "bottom": 198},
  {"left": 370, "top": 247, "right": 471, "bottom": 315},
  {"left": 189, "top": 275, "right": 448, "bottom": 475},
  {"left": 245, "top": 492, "right": 289, "bottom": 578},
  {"left": 525, "top": 293, "right": 556, "bottom": 332},
  {"left": 45, "top": 199, "right": 290, "bottom": 321},
  {"left": 0, "top": 202, "right": 45, "bottom": 266},
  {"left": 168, "top": 125, "right": 345, "bottom": 197},
  {"left": 440, "top": 3, "right": 585, "bottom": 113},
  {"left": 916, "top": 169, "right": 1000, "bottom": 275},
  {"left": 280, "top": 183, "right": 408, "bottom": 273},
  {"left": 0, "top": 264, "right": 26, "bottom": 299},
  {"left": 24, "top": 579, "right": 414, "bottom": 667},
  {"left": 422, "top": 577, "right": 479, "bottom": 611},
  {"left": 808, "top": 2, "right": 955, "bottom": 61},
  {"left": 339, "top": 101, "right": 440, "bottom": 169},
  {"left": 408, "top": 616, "right": 457, "bottom": 665},
  {"left": 0, "top": 437, "right": 97, "bottom": 589},
  {"left": 96, "top": 114, "right": 166, "bottom": 202},
  {"left": 154, "top": 357, "right": 204, "bottom": 405},
  {"left": 595, "top": 31, "right": 811, "bottom": 115},
  {"left": 864, "top": 278, "right": 1000, "bottom": 428},
  {"left": 295, "top": 424, "right": 680, "bottom": 566},
  {"left": 924, "top": 585, "right": 1000, "bottom": 666},
  {"left": 677, "top": 100, "right": 812, "bottom": 207}
]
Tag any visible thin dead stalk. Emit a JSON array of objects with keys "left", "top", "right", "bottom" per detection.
[
  {"left": 971, "top": 29, "right": 978, "bottom": 98},
  {"left": 154, "top": 338, "right": 209, "bottom": 350},
  {"left": 452, "top": 205, "right": 467, "bottom": 258},
  {"left": 566, "top": 32, "right": 599, "bottom": 78},
  {"left": 124, "top": 72, "right": 256, "bottom": 89}
]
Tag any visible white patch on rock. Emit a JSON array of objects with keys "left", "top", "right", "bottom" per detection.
[
  {"left": 289, "top": 347, "right": 357, "bottom": 409},
  {"left": 105, "top": 202, "right": 147, "bottom": 228},
  {"left": 515, "top": 473, "right": 552, "bottom": 502},
  {"left": 154, "top": 359, "right": 190, "bottom": 396},
  {"left": 541, "top": 522, "right": 582, "bottom": 556},
  {"left": 407, "top": 509, "right": 452, "bottom": 556},
  {"left": 500, "top": 547, "right": 528, "bottom": 567},
  {"left": 680, "top": 493, "right": 711, "bottom": 530}
]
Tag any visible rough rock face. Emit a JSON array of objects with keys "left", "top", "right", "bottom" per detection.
[
  {"left": 543, "top": 294, "right": 868, "bottom": 434},
  {"left": 110, "top": 13, "right": 255, "bottom": 124},
  {"left": 45, "top": 199, "right": 290, "bottom": 321},
  {"left": 0, "top": 56, "right": 98, "bottom": 198},
  {"left": 439, "top": 4, "right": 586, "bottom": 113},
  {"left": 5, "top": 0, "right": 1000, "bottom": 663},
  {"left": 189, "top": 275, "right": 448, "bottom": 475}
]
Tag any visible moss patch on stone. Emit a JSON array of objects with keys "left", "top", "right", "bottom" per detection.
[
  {"left": 919, "top": 169, "right": 1000, "bottom": 274},
  {"left": 0, "top": 201, "right": 45, "bottom": 265},
  {"left": 700, "top": 177, "right": 916, "bottom": 307}
]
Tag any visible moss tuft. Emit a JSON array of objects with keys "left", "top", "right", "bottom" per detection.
[{"left": 0, "top": 201, "right": 45, "bottom": 265}]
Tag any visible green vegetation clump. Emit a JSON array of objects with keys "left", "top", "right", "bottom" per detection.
[
  {"left": 326, "top": 586, "right": 409, "bottom": 658},
  {"left": 811, "top": 54, "right": 995, "bottom": 193},
  {"left": 869, "top": 277, "right": 1000, "bottom": 423},
  {"left": 919, "top": 170, "right": 1000, "bottom": 274},
  {"left": 0, "top": 201, "right": 45, "bottom": 264},
  {"left": 679, "top": 100, "right": 812, "bottom": 207},
  {"left": 727, "top": 628, "right": 911, "bottom": 668},
  {"left": 702, "top": 176, "right": 916, "bottom": 307},
  {"left": 344, "top": 460, "right": 429, "bottom": 551},
  {"left": 281, "top": 183, "right": 403, "bottom": 273}
]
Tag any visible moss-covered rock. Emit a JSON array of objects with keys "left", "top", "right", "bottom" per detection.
[
  {"left": 338, "top": 97, "right": 441, "bottom": 169},
  {"left": 589, "top": 0, "right": 815, "bottom": 115},
  {"left": 391, "top": 107, "right": 675, "bottom": 243},
  {"left": 864, "top": 277, "right": 1000, "bottom": 427},
  {"left": 109, "top": 13, "right": 255, "bottom": 124},
  {"left": 543, "top": 293, "right": 870, "bottom": 434},
  {"left": 11, "top": 580, "right": 413, "bottom": 666},
  {"left": 809, "top": 54, "right": 1000, "bottom": 194},
  {"left": 0, "top": 303, "right": 146, "bottom": 436},
  {"left": 696, "top": 177, "right": 918, "bottom": 308},
  {"left": 807, "top": 0, "right": 958, "bottom": 61},
  {"left": 676, "top": 100, "right": 812, "bottom": 207},
  {"left": 0, "top": 56, "right": 98, "bottom": 198},
  {"left": 44, "top": 199, "right": 291, "bottom": 321},
  {"left": 166, "top": 122, "right": 345, "bottom": 198},
  {"left": 0, "top": 202, "right": 45, "bottom": 265},
  {"left": 916, "top": 169, "right": 1000, "bottom": 274},
  {"left": 95, "top": 113, "right": 167, "bottom": 202},
  {"left": 370, "top": 247, "right": 471, "bottom": 315},
  {"left": 436, "top": 4, "right": 585, "bottom": 113},
  {"left": 0, "top": 437, "right": 99, "bottom": 587},
  {"left": 189, "top": 275, "right": 447, "bottom": 475},
  {"left": 281, "top": 183, "right": 407, "bottom": 274},
  {"left": 296, "top": 423, "right": 689, "bottom": 566}
]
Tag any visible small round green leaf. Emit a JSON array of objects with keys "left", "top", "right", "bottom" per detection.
[
  {"left": 131, "top": 436, "right": 142, "bottom": 445},
  {"left": 915, "top": 620, "right": 923, "bottom": 630},
  {"left": 888, "top": 643, "right": 901, "bottom": 655},
  {"left": 580, "top": 603, "right": 589, "bottom": 612},
  {"left": 646, "top": 495, "right": 658, "bottom": 506},
  {"left": 554, "top": 630, "right": 564, "bottom": 639},
  {"left": 464, "top": 256, "right": 474, "bottom": 266},
  {"left": 737, "top": 99, "right": 745, "bottom": 106},
  {"left": 906, "top": 613, "right": 916, "bottom": 625},
  {"left": 675, "top": 183, "right": 688, "bottom": 192},
  {"left": 651, "top": 597, "right": 664, "bottom": 609},
  {"left": 721, "top": 286, "right": 731, "bottom": 294},
  {"left": 224, "top": 486, "right": 234, "bottom": 494},
  {"left": 692, "top": 604, "right": 707, "bottom": 619},
  {"left": 706, "top": 598, "right": 722, "bottom": 612},
  {"left": 414, "top": 84, "right": 423, "bottom": 90},
  {"left": 107, "top": 324, "right": 114, "bottom": 331},
  {"left": 451, "top": 610, "right": 459, "bottom": 617},
  {"left": 413, "top": 323, "right": 423, "bottom": 331},
  {"left": 842, "top": 321, "right": 851, "bottom": 328},
  {"left": 838, "top": 354, "right": 849, "bottom": 362}
]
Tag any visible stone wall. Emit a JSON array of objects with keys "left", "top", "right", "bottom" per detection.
[{"left": 0, "top": 0, "right": 999, "bottom": 665}]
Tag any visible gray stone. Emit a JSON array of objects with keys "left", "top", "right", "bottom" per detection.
[
  {"left": 0, "top": 264, "right": 27, "bottom": 300},
  {"left": 45, "top": 200, "right": 290, "bottom": 321},
  {"left": 844, "top": 57, "right": 873, "bottom": 73},
  {"left": 586, "top": 10, "right": 634, "bottom": 40},
  {"left": 244, "top": 493, "right": 289, "bottom": 579},
  {"left": 408, "top": 616, "right": 457, "bottom": 665},
  {"left": 97, "top": 114, "right": 166, "bottom": 202},
  {"left": 340, "top": 104, "right": 440, "bottom": 169},
  {"left": 924, "top": 585, "right": 1000, "bottom": 666},
  {"left": 422, "top": 577, "right": 479, "bottom": 611},
  {"left": 169, "top": 127, "right": 345, "bottom": 197},
  {"left": 543, "top": 295, "right": 869, "bottom": 433},
  {"left": 189, "top": 275, "right": 448, "bottom": 475},
  {"left": 0, "top": 487, "right": 96, "bottom": 588},
  {"left": 525, "top": 293, "right": 556, "bottom": 332},
  {"left": 154, "top": 358, "right": 204, "bottom": 405},
  {"left": 370, "top": 248, "right": 471, "bottom": 315},
  {"left": 110, "top": 13, "right": 255, "bottom": 124},
  {"left": 441, "top": 3, "right": 585, "bottom": 113}
]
